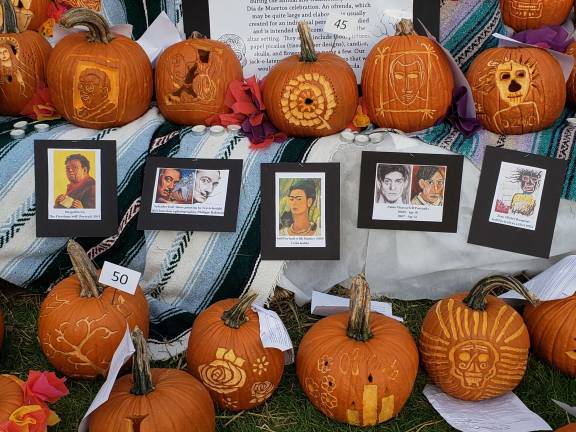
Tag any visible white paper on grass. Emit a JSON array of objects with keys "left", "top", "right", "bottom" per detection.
[
  {"left": 252, "top": 304, "right": 294, "bottom": 365},
  {"left": 137, "top": 12, "right": 183, "bottom": 64},
  {"left": 49, "top": 24, "right": 133, "bottom": 47},
  {"left": 78, "top": 327, "right": 135, "bottom": 432},
  {"left": 553, "top": 400, "right": 576, "bottom": 417},
  {"left": 423, "top": 385, "right": 552, "bottom": 432},
  {"left": 311, "top": 291, "right": 404, "bottom": 322}
]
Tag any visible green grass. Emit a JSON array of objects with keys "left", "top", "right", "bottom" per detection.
[{"left": 0, "top": 289, "right": 574, "bottom": 432}]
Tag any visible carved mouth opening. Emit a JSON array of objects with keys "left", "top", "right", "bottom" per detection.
[{"left": 304, "top": 98, "right": 314, "bottom": 105}]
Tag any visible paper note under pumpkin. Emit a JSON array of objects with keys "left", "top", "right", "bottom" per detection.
[
  {"left": 523, "top": 295, "right": 576, "bottom": 377},
  {"left": 37, "top": 240, "right": 149, "bottom": 379},
  {"left": 361, "top": 19, "right": 454, "bottom": 133},
  {"left": 500, "top": 0, "right": 573, "bottom": 31},
  {"left": 89, "top": 329, "right": 215, "bottom": 432},
  {"left": 187, "top": 294, "right": 284, "bottom": 411},
  {"left": 156, "top": 32, "right": 243, "bottom": 126},
  {"left": 0, "top": 0, "right": 51, "bottom": 116},
  {"left": 467, "top": 47, "right": 565, "bottom": 135},
  {"left": 420, "top": 276, "right": 537, "bottom": 401},
  {"left": 46, "top": 8, "right": 153, "bottom": 129},
  {"left": 262, "top": 21, "right": 358, "bottom": 137},
  {"left": 297, "top": 274, "right": 419, "bottom": 426}
]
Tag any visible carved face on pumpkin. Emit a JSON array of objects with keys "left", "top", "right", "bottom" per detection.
[
  {"left": 78, "top": 68, "right": 110, "bottom": 109},
  {"left": 0, "top": 45, "right": 10, "bottom": 63},
  {"left": 509, "top": 0, "right": 543, "bottom": 19},
  {"left": 389, "top": 55, "right": 425, "bottom": 105},
  {"left": 449, "top": 341, "right": 499, "bottom": 389},
  {"left": 496, "top": 60, "right": 531, "bottom": 106}
]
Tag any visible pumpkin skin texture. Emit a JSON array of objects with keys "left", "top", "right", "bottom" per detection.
[
  {"left": 565, "top": 42, "right": 576, "bottom": 106},
  {"left": 556, "top": 425, "right": 576, "bottom": 432},
  {"left": 187, "top": 296, "right": 284, "bottom": 411},
  {"left": 263, "top": 21, "right": 358, "bottom": 137},
  {"left": 297, "top": 275, "right": 419, "bottom": 426},
  {"left": 47, "top": 9, "right": 153, "bottom": 129},
  {"left": 0, "top": 375, "right": 24, "bottom": 422},
  {"left": 523, "top": 295, "right": 576, "bottom": 377},
  {"left": 500, "top": 0, "right": 573, "bottom": 31},
  {"left": 467, "top": 47, "right": 565, "bottom": 135},
  {"left": 361, "top": 19, "right": 453, "bottom": 133},
  {"left": 156, "top": 34, "right": 243, "bottom": 125},
  {"left": 420, "top": 276, "right": 533, "bottom": 401},
  {"left": 0, "top": 308, "right": 4, "bottom": 351}
]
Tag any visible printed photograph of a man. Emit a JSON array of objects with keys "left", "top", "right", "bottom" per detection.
[
  {"left": 374, "top": 164, "right": 411, "bottom": 205},
  {"left": 411, "top": 165, "right": 446, "bottom": 206},
  {"left": 53, "top": 152, "right": 98, "bottom": 210},
  {"left": 155, "top": 167, "right": 184, "bottom": 204},
  {"left": 278, "top": 178, "right": 321, "bottom": 237}
]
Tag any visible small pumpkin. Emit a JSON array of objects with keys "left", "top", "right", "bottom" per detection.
[
  {"left": 297, "top": 274, "right": 419, "bottom": 426},
  {"left": 523, "top": 295, "right": 576, "bottom": 377},
  {"left": 262, "top": 21, "right": 358, "bottom": 137},
  {"left": 361, "top": 19, "right": 454, "bottom": 133},
  {"left": 90, "top": 328, "right": 215, "bottom": 432},
  {"left": 467, "top": 46, "right": 565, "bottom": 135},
  {"left": 500, "top": 0, "right": 573, "bottom": 31},
  {"left": 420, "top": 276, "right": 536, "bottom": 401},
  {"left": 0, "top": 375, "right": 23, "bottom": 422},
  {"left": 187, "top": 293, "right": 284, "bottom": 411},
  {"left": 47, "top": 8, "right": 153, "bottom": 129},
  {"left": 156, "top": 31, "right": 243, "bottom": 125},
  {"left": 0, "top": 0, "right": 51, "bottom": 116},
  {"left": 38, "top": 240, "right": 149, "bottom": 379}
]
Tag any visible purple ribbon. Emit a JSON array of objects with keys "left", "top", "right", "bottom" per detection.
[
  {"left": 443, "top": 86, "right": 482, "bottom": 137},
  {"left": 511, "top": 25, "right": 574, "bottom": 52}
]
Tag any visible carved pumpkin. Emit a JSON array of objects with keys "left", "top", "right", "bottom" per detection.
[
  {"left": 297, "top": 275, "right": 419, "bottom": 426},
  {"left": 557, "top": 425, "right": 576, "bottom": 432},
  {"left": 156, "top": 32, "right": 243, "bottom": 125},
  {"left": 0, "top": 0, "right": 51, "bottom": 116},
  {"left": 0, "top": 375, "right": 23, "bottom": 422},
  {"left": 500, "top": 0, "right": 573, "bottom": 31},
  {"left": 187, "top": 294, "right": 284, "bottom": 411},
  {"left": 565, "top": 42, "right": 576, "bottom": 106},
  {"left": 523, "top": 295, "right": 576, "bottom": 377},
  {"left": 4, "top": 0, "right": 50, "bottom": 31},
  {"left": 420, "top": 276, "right": 536, "bottom": 401},
  {"left": 361, "top": 19, "right": 454, "bottom": 133},
  {"left": 47, "top": 8, "right": 153, "bottom": 129},
  {"left": 467, "top": 47, "right": 565, "bottom": 135},
  {"left": 262, "top": 21, "right": 358, "bottom": 137},
  {"left": 90, "top": 329, "right": 215, "bottom": 432},
  {"left": 38, "top": 240, "right": 149, "bottom": 379}
]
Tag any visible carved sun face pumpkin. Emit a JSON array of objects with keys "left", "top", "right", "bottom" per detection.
[{"left": 500, "top": 0, "right": 573, "bottom": 31}]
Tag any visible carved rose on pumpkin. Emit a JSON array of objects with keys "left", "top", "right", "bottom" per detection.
[
  {"left": 198, "top": 348, "right": 247, "bottom": 394},
  {"left": 249, "top": 381, "right": 275, "bottom": 404}
]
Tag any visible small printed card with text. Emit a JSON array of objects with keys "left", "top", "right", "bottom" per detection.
[{"left": 99, "top": 261, "right": 141, "bottom": 295}]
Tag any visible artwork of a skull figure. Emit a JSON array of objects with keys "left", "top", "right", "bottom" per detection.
[
  {"left": 495, "top": 60, "right": 531, "bottom": 106},
  {"left": 449, "top": 341, "right": 499, "bottom": 389}
]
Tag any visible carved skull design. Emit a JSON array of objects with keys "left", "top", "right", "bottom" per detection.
[
  {"left": 495, "top": 60, "right": 531, "bottom": 106},
  {"left": 449, "top": 341, "right": 499, "bottom": 389},
  {"left": 510, "top": 0, "right": 543, "bottom": 19}
]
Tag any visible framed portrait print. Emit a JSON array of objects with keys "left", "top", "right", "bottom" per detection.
[
  {"left": 138, "top": 157, "right": 243, "bottom": 232},
  {"left": 357, "top": 152, "right": 463, "bottom": 232},
  {"left": 468, "top": 147, "right": 567, "bottom": 258},
  {"left": 261, "top": 163, "right": 340, "bottom": 260},
  {"left": 34, "top": 140, "right": 117, "bottom": 237}
]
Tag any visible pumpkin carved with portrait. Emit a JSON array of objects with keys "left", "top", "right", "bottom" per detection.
[{"left": 500, "top": 0, "right": 573, "bottom": 31}]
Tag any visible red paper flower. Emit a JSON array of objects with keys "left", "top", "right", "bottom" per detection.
[
  {"left": 23, "top": 371, "right": 68, "bottom": 405},
  {"left": 20, "top": 85, "right": 60, "bottom": 122}
]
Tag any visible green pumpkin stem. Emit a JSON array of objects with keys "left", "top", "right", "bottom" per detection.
[
  {"left": 298, "top": 21, "right": 317, "bottom": 63},
  {"left": 67, "top": 240, "right": 102, "bottom": 298},
  {"left": 347, "top": 274, "right": 374, "bottom": 342},
  {"left": 131, "top": 328, "right": 155, "bottom": 396},
  {"left": 1, "top": 0, "right": 20, "bottom": 34},
  {"left": 60, "top": 8, "right": 113, "bottom": 43},
  {"left": 222, "top": 293, "right": 258, "bottom": 329},
  {"left": 463, "top": 275, "right": 539, "bottom": 311},
  {"left": 395, "top": 19, "right": 417, "bottom": 36}
]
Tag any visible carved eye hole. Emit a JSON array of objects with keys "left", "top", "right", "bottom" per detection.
[
  {"left": 394, "top": 73, "right": 404, "bottom": 80},
  {"left": 478, "top": 354, "right": 489, "bottom": 362},
  {"left": 516, "top": 70, "right": 526, "bottom": 78},
  {"left": 458, "top": 352, "right": 471, "bottom": 362},
  {"left": 500, "top": 72, "right": 511, "bottom": 80}
]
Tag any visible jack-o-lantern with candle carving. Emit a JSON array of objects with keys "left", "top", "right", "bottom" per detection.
[{"left": 500, "top": 0, "right": 573, "bottom": 31}]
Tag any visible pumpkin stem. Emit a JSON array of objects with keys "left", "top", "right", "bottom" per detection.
[
  {"left": 463, "top": 275, "right": 539, "bottom": 311},
  {"left": 395, "top": 19, "right": 417, "bottom": 36},
  {"left": 60, "top": 8, "right": 113, "bottom": 43},
  {"left": 131, "top": 328, "right": 155, "bottom": 396},
  {"left": 0, "top": 0, "right": 20, "bottom": 34},
  {"left": 189, "top": 31, "right": 207, "bottom": 39},
  {"left": 221, "top": 293, "right": 258, "bottom": 329},
  {"left": 347, "top": 274, "right": 374, "bottom": 342},
  {"left": 298, "top": 21, "right": 317, "bottom": 62},
  {"left": 67, "top": 240, "right": 102, "bottom": 298}
]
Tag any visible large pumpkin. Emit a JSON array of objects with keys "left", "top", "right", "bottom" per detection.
[
  {"left": 420, "top": 276, "right": 535, "bottom": 401},
  {"left": 156, "top": 32, "right": 243, "bottom": 125},
  {"left": 187, "top": 294, "right": 284, "bottom": 411},
  {"left": 38, "top": 240, "right": 149, "bottom": 379},
  {"left": 523, "top": 295, "right": 576, "bottom": 377},
  {"left": 47, "top": 8, "right": 153, "bottom": 129},
  {"left": 0, "top": 375, "right": 23, "bottom": 422},
  {"left": 0, "top": 0, "right": 51, "bottom": 116},
  {"left": 297, "top": 274, "right": 419, "bottom": 426},
  {"left": 467, "top": 47, "right": 565, "bottom": 135},
  {"left": 500, "top": 0, "right": 573, "bottom": 31},
  {"left": 262, "top": 21, "right": 358, "bottom": 137},
  {"left": 90, "top": 329, "right": 215, "bottom": 432},
  {"left": 361, "top": 19, "right": 453, "bottom": 133}
]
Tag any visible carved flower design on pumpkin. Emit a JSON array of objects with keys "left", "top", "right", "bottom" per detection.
[
  {"left": 223, "top": 396, "right": 239, "bottom": 410},
  {"left": 249, "top": 381, "right": 275, "bottom": 404},
  {"left": 317, "top": 355, "right": 332, "bottom": 374},
  {"left": 198, "top": 348, "right": 247, "bottom": 394},
  {"left": 305, "top": 377, "right": 320, "bottom": 398},
  {"left": 252, "top": 356, "right": 269, "bottom": 376},
  {"left": 320, "top": 391, "right": 338, "bottom": 410},
  {"left": 321, "top": 375, "right": 336, "bottom": 393}
]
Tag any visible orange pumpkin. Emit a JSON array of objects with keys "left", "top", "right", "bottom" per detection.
[
  {"left": 0, "top": 0, "right": 51, "bottom": 116},
  {"left": 0, "top": 375, "right": 23, "bottom": 422},
  {"left": 361, "top": 19, "right": 454, "bottom": 133},
  {"left": 47, "top": 8, "right": 153, "bottom": 129},
  {"left": 467, "top": 47, "right": 565, "bottom": 135},
  {"left": 0, "top": 308, "right": 4, "bottom": 351},
  {"left": 156, "top": 32, "right": 243, "bottom": 125},
  {"left": 7, "top": 0, "right": 50, "bottom": 31},
  {"left": 557, "top": 425, "right": 576, "bottom": 431},
  {"left": 297, "top": 274, "right": 419, "bottom": 426},
  {"left": 500, "top": 0, "right": 573, "bottom": 31},
  {"left": 523, "top": 295, "right": 576, "bottom": 377},
  {"left": 90, "top": 328, "right": 215, "bottom": 432},
  {"left": 38, "top": 240, "right": 149, "bottom": 379},
  {"left": 262, "top": 21, "right": 358, "bottom": 137},
  {"left": 420, "top": 276, "right": 535, "bottom": 401},
  {"left": 187, "top": 294, "right": 284, "bottom": 411},
  {"left": 565, "top": 42, "right": 576, "bottom": 106}
]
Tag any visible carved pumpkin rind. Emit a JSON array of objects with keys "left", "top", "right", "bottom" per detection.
[
  {"left": 0, "top": 375, "right": 24, "bottom": 422},
  {"left": 467, "top": 47, "right": 565, "bottom": 135},
  {"left": 500, "top": 0, "right": 573, "bottom": 31},
  {"left": 27, "top": 0, "right": 51, "bottom": 31}
]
